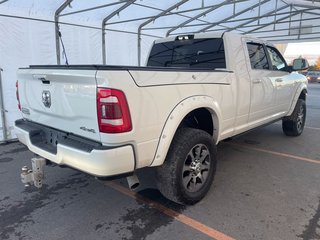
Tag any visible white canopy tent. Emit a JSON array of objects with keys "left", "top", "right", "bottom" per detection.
[{"left": 0, "top": 0, "right": 319, "bottom": 142}]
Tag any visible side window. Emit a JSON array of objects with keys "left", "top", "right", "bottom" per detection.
[
  {"left": 247, "top": 43, "right": 269, "bottom": 70},
  {"left": 266, "top": 46, "right": 287, "bottom": 71}
]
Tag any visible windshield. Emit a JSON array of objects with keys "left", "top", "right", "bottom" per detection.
[{"left": 147, "top": 38, "right": 226, "bottom": 69}]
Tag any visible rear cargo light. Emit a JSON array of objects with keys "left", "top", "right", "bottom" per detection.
[
  {"left": 97, "top": 88, "right": 132, "bottom": 133},
  {"left": 16, "top": 80, "right": 21, "bottom": 110}
]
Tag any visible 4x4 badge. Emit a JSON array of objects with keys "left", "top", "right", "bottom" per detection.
[{"left": 42, "top": 91, "right": 51, "bottom": 108}]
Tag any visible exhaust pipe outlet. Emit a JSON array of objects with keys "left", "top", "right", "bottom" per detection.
[{"left": 126, "top": 174, "right": 140, "bottom": 190}]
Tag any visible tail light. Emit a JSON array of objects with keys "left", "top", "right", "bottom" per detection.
[
  {"left": 97, "top": 88, "right": 132, "bottom": 133},
  {"left": 16, "top": 80, "right": 21, "bottom": 110}
]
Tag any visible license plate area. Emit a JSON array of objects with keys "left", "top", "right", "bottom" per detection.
[
  {"left": 29, "top": 128, "right": 67, "bottom": 154},
  {"left": 16, "top": 119, "right": 110, "bottom": 154}
]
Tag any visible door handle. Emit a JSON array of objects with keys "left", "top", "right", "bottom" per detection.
[
  {"left": 252, "top": 79, "right": 262, "bottom": 84},
  {"left": 275, "top": 78, "right": 283, "bottom": 82}
]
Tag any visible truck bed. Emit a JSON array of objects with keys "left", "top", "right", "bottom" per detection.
[{"left": 25, "top": 64, "right": 232, "bottom": 73}]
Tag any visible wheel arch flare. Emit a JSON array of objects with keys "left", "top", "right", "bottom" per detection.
[{"left": 150, "top": 95, "right": 222, "bottom": 167}]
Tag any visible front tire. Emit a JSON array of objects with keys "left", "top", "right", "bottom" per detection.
[
  {"left": 282, "top": 99, "right": 306, "bottom": 136},
  {"left": 156, "top": 128, "right": 217, "bottom": 205}
]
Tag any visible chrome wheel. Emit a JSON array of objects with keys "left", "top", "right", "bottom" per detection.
[
  {"left": 182, "top": 144, "right": 210, "bottom": 192},
  {"left": 297, "top": 105, "right": 305, "bottom": 132}
]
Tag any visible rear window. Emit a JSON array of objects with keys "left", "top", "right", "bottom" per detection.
[{"left": 147, "top": 38, "right": 226, "bottom": 69}]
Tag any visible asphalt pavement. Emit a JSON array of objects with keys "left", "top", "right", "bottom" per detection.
[{"left": 1, "top": 84, "right": 320, "bottom": 240}]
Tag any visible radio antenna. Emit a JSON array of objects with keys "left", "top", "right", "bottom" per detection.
[{"left": 58, "top": 30, "right": 69, "bottom": 65}]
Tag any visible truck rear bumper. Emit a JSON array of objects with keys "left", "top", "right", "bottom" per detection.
[{"left": 14, "top": 119, "right": 135, "bottom": 177}]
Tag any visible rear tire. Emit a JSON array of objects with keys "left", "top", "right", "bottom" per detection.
[
  {"left": 156, "top": 128, "right": 217, "bottom": 205},
  {"left": 282, "top": 99, "right": 306, "bottom": 136}
]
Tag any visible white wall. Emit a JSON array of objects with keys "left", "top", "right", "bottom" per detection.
[
  {"left": 0, "top": 13, "right": 157, "bottom": 141},
  {"left": 0, "top": 16, "right": 57, "bottom": 140}
]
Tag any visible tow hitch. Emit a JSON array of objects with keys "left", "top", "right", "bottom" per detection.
[{"left": 21, "top": 157, "right": 46, "bottom": 188}]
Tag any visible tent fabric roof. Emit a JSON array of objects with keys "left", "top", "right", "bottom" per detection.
[
  {"left": 1, "top": 0, "right": 319, "bottom": 42},
  {"left": 1, "top": 0, "right": 319, "bottom": 65}
]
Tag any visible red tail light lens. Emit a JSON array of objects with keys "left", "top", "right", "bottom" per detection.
[
  {"left": 97, "top": 88, "right": 132, "bottom": 133},
  {"left": 16, "top": 80, "right": 21, "bottom": 110}
]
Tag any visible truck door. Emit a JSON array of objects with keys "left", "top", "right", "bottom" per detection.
[
  {"left": 245, "top": 42, "right": 277, "bottom": 125},
  {"left": 265, "top": 45, "right": 294, "bottom": 113}
]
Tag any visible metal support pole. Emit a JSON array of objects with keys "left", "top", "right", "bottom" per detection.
[
  {"left": 248, "top": 24, "right": 319, "bottom": 34},
  {"left": 289, "top": 3, "right": 320, "bottom": 9},
  {"left": 175, "top": 11, "right": 319, "bottom": 36},
  {"left": 245, "top": 10, "right": 302, "bottom": 34},
  {"left": 138, "top": 0, "right": 189, "bottom": 66},
  {"left": 225, "top": 5, "right": 288, "bottom": 32},
  {"left": 133, "top": 2, "right": 213, "bottom": 25},
  {"left": 137, "top": 33, "right": 141, "bottom": 66},
  {"left": 288, "top": 4, "right": 293, "bottom": 35},
  {"left": 60, "top": 1, "right": 123, "bottom": 17},
  {"left": 303, "top": 10, "right": 320, "bottom": 16},
  {"left": 259, "top": 30, "right": 320, "bottom": 39},
  {"left": 0, "top": 0, "right": 9, "bottom": 4},
  {"left": 197, "top": 0, "right": 269, "bottom": 33},
  {"left": 102, "top": 29, "right": 106, "bottom": 65},
  {"left": 273, "top": 0, "right": 278, "bottom": 30},
  {"left": 0, "top": 68, "right": 8, "bottom": 142},
  {"left": 166, "top": 0, "right": 231, "bottom": 37},
  {"left": 258, "top": 0, "right": 261, "bottom": 24},
  {"left": 265, "top": 36, "right": 320, "bottom": 42},
  {"left": 298, "top": 12, "right": 303, "bottom": 40},
  {"left": 143, "top": 9, "right": 315, "bottom": 31},
  {"left": 55, "top": 0, "right": 73, "bottom": 65},
  {"left": 102, "top": 0, "right": 136, "bottom": 65}
]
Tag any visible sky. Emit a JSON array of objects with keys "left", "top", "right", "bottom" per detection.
[{"left": 284, "top": 42, "right": 320, "bottom": 65}]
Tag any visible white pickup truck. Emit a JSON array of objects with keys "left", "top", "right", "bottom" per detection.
[{"left": 15, "top": 32, "right": 308, "bottom": 204}]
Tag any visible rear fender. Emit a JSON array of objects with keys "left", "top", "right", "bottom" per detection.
[{"left": 150, "top": 95, "right": 222, "bottom": 167}]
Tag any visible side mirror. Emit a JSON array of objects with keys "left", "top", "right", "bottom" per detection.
[{"left": 292, "top": 58, "right": 309, "bottom": 71}]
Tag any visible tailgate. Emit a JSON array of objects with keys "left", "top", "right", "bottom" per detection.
[{"left": 17, "top": 68, "right": 100, "bottom": 141}]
